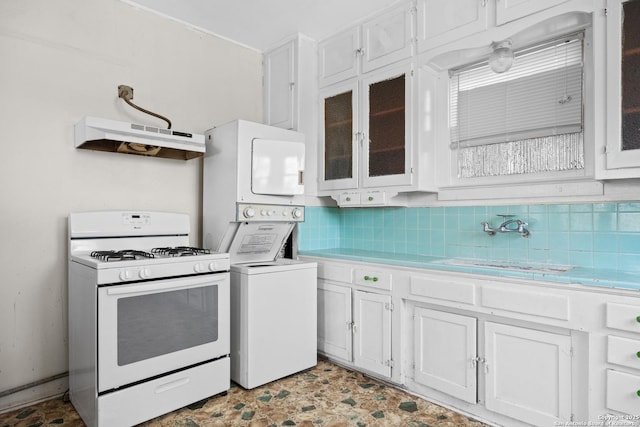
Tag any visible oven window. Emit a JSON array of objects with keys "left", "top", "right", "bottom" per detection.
[{"left": 117, "top": 285, "right": 219, "bottom": 366}]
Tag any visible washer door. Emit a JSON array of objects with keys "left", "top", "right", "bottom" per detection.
[{"left": 227, "top": 221, "right": 295, "bottom": 264}]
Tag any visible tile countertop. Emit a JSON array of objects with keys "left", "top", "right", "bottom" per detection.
[{"left": 298, "top": 248, "right": 640, "bottom": 292}]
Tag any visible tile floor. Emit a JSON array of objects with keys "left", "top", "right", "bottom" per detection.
[{"left": 0, "top": 359, "right": 489, "bottom": 426}]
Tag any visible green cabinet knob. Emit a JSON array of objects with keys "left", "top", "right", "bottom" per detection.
[
  {"left": 636, "top": 315, "right": 640, "bottom": 323},
  {"left": 368, "top": 196, "right": 374, "bottom": 201},
  {"left": 364, "top": 275, "right": 379, "bottom": 282},
  {"left": 637, "top": 351, "right": 640, "bottom": 359},
  {"left": 346, "top": 197, "right": 351, "bottom": 202},
  {"left": 637, "top": 389, "right": 640, "bottom": 397}
]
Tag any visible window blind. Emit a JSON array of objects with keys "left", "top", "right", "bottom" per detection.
[{"left": 450, "top": 34, "right": 584, "bottom": 148}]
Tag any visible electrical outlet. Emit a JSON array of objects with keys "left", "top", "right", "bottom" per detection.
[{"left": 117, "top": 85, "right": 134, "bottom": 100}]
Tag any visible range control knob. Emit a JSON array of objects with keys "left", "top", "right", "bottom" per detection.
[
  {"left": 208, "top": 262, "right": 219, "bottom": 271},
  {"left": 119, "top": 270, "right": 132, "bottom": 281},
  {"left": 139, "top": 268, "right": 151, "bottom": 279},
  {"left": 194, "top": 263, "right": 204, "bottom": 273},
  {"left": 243, "top": 207, "right": 256, "bottom": 218},
  {"left": 292, "top": 208, "right": 303, "bottom": 219}
]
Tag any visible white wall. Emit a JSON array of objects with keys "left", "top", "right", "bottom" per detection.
[{"left": 0, "top": 0, "right": 262, "bottom": 407}]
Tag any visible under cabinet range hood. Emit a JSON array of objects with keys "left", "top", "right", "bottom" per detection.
[{"left": 75, "top": 116, "right": 205, "bottom": 160}]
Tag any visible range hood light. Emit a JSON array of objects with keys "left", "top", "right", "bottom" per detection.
[{"left": 74, "top": 116, "right": 205, "bottom": 160}]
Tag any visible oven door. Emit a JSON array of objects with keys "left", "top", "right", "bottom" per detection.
[{"left": 97, "top": 273, "right": 229, "bottom": 393}]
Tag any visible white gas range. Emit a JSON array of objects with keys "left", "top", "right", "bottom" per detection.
[{"left": 68, "top": 211, "right": 230, "bottom": 427}]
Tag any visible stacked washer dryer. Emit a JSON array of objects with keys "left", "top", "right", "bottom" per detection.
[{"left": 203, "top": 119, "right": 317, "bottom": 389}]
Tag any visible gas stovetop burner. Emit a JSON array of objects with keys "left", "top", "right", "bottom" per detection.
[
  {"left": 151, "top": 246, "right": 211, "bottom": 257},
  {"left": 90, "top": 250, "right": 155, "bottom": 262}
]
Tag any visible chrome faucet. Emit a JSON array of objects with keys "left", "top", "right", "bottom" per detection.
[{"left": 481, "top": 215, "right": 530, "bottom": 238}]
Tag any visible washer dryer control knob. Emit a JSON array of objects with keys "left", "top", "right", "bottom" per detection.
[
  {"left": 292, "top": 208, "right": 303, "bottom": 219},
  {"left": 243, "top": 207, "right": 256, "bottom": 218}
]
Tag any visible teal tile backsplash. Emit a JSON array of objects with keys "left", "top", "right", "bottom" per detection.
[{"left": 298, "top": 203, "right": 640, "bottom": 272}]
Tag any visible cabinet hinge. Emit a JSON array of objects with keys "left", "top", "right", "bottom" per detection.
[
  {"left": 570, "top": 347, "right": 574, "bottom": 358},
  {"left": 385, "top": 359, "right": 395, "bottom": 368},
  {"left": 408, "top": 6, "right": 417, "bottom": 15},
  {"left": 385, "top": 302, "right": 394, "bottom": 311},
  {"left": 604, "top": 7, "right": 608, "bottom": 17}
]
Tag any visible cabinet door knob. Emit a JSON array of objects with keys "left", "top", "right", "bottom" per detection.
[
  {"left": 364, "top": 275, "right": 378, "bottom": 282},
  {"left": 637, "top": 351, "right": 640, "bottom": 358},
  {"left": 637, "top": 389, "right": 640, "bottom": 397},
  {"left": 368, "top": 196, "right": 374, "bottom": 201},
  {"left": 636, "top": 315, "right": 640, "bottom": 323}
]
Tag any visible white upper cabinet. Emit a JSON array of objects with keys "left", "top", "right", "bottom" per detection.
[
  {"left": 318, "top": 2, "right": 416, "bottom": 87},
  {"left": 319, "top": 63, "right": 415, "bottom": 193},
  {"left": 417, "top": 0, "right": 490, "bottom": 52},
  {"left": 319, "top": 80, "right": 359, "bottom": 191},
  {"left": 496, "top": 0, "right": 570, "bottom": 25},
  {"left": 318, "top": 28, "right": 361, "bottom": 88},
  {"left": 600, "top": 0, "right": 640, "bottom": 178},
  {"left": 264, "top": 40, "right": 295, "bottom": 129},
  {"left": 264, "top": 35, "right": 317, "bottom": 133},
  {"left": 360, "top": 64, "right": 414, "bottom": 189},
  {"left": 361, "top": 3, "right": 416, "bottom": 73}
]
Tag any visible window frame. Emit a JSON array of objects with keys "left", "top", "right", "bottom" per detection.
[{"left": 439, "top": 28, "right": 595, "bottom": 189}]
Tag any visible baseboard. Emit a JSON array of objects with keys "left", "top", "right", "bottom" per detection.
[{"left": 0, "top": 375, "right": 68, "bottom": 415}]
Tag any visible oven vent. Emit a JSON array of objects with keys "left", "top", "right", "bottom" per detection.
[{"left": 74, "top": 116, "right": 205, "bottom": 160}]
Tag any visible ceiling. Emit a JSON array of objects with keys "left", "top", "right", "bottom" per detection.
[{"left": 122, "top": 0, "right": 403, "bottom": 52}]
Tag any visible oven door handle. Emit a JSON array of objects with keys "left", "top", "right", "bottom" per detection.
[{"left": 105, "top": 275, "right": 227, "bottom": 296}]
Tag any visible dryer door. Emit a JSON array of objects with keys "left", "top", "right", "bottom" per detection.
[{"left": 251, "top": 138, "right": 305, "bottom": 196}]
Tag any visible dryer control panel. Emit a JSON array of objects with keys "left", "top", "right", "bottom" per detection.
[{"left": 236, "top": 203, "right": 305, "bottom": 222}]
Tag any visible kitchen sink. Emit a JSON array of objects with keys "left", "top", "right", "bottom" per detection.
[{"left": 433, "top": 258, "right": 574, "bottom": 274}]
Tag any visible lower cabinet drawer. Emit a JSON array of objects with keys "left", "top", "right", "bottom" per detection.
[
  {"left": 608, "top": 336, "right": 640, "bottom": 370},
  {"left": 318, "top": 262, "right": 352, "bottom": 283},
  {"left": 606, "top": 369, "right": 640, "bottom": 415},
  {"left": 353, "top": 268, "right": 392, "bottom": 291},
  {"left": 410, "top": 275, "right": 476, "bottom": 305},
  {"left": 606, "top": 303, "right": 640, "bottom": 333},
  {"left": 481, "top": 285, "right": 569, "bottom": 321}
]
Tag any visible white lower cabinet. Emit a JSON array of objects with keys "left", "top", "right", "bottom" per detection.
[
  {"left": 353, "top": 290, "right": 392, "bottom": 378},
  {"left": 484, "top": 322, "right": 572, "bottom": 426},
  {"left": 413, "top": 308, "right": 477, "bottom": 403},
  {"left": 317, "top": 281, "right": 352, "bottom": 361},
  {"left": 317, "top": 280, "right": 393, "bottom": 379},
  {"left": 304, "top": 255, "right": 640, "bottom": 425},
  {"left": 604, "top": 301, "right": 640, "bottom": 416},
  {"left": 413, "top": 307, "right": 572, "bottom": 426}
]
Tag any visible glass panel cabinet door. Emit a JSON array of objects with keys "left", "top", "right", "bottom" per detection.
[
  {"left": 362, "top": 64, "right": 413, "bottom": 188},
  {"left": 319, "top": 81, "right": 358, "bottom": 190},
  {"left": 621, "top": 0, "right": 640, "bottom": 151},
  {"left": 606, "top": 0, "right": 640, "bottom": 172},
  {"left": 368, "top": 75, "right": 406, "bottom": 177}
]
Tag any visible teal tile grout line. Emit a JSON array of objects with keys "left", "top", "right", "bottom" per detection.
[{"left": 297, "top": 202, "right": 640, "bottom": 272}]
